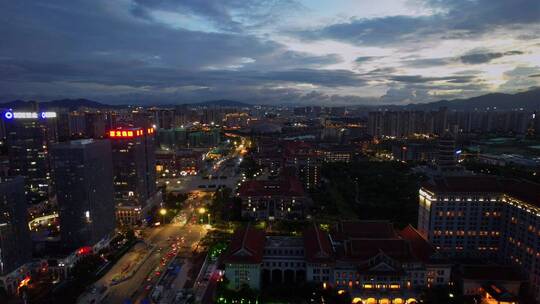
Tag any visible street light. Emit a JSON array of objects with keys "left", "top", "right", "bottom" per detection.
[
  {"left": 198, "top": 207, "right": 210, "bottom": 225},
  {"left": 159, "top": 208, "right": 167, "bottom": 224}
]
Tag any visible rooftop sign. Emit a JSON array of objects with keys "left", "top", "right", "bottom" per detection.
[{"left": 3, "top": 111, "right": 57, "bottom": 120}]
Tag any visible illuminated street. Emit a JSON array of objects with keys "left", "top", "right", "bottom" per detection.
[{"left": 77, "top": 219, "right": 206, "bottom": 304}]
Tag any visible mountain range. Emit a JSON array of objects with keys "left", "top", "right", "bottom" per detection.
[
  {"left": 0, "top": 98, "right": 251, "bottom": 111},
  {"left": 1, "top": 88, "right": 539, "bottom": 111},
  {"left": 405, "top": 87, "right": 540, "bottom": 111}
]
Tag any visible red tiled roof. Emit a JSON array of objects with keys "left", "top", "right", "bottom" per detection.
[
  {"left": 399, "top": 225, "right": 434, "bottom": 262},
  {"left": 282, "top": 141, "right": 318, "bottom": 158},
  {"left": 333, "top": 221, "right": 397, "bottom": 240},
  {"left": 283, "top": 140, "right": 313, "bottom": 151},
  {"left": 223, "top": 225, "right": 266, "bottom": 264},
  {"left": 344, "top": 239, "right": 414, "bottom": 261},
  {"left": 303, "top": 225, "right": 334, "bottom": 263},
  {"left": 238, "top": 176, "right": 305, "bottom": 197}
]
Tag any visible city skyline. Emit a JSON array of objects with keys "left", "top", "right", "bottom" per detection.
[
  {"left": 1, "top": 0, "right": 539, "bottom": 105},
  {"left": 2, "top": 2, "right": 540, "bottom": 304}
]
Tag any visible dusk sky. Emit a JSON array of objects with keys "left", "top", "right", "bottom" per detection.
[{"left": 1, "top": 0, "right": 539, "bottom": 105}]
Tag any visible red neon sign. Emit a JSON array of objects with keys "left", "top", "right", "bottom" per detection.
[{"left": 108, "top": 128, "right": 145, "bottom": 138}]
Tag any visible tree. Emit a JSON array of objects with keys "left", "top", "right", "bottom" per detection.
[
  {"left": 70, "top": 254, "right": 103, "bottom": 282},
  {"left": 239, "top": 156, "right": 262, "bottom": 178}
]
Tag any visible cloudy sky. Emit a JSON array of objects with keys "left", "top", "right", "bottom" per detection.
[{"left": 1, "top": 0, "right": 539, "bottom": 105}]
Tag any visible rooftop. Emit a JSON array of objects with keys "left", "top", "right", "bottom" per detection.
[
  {"left": 223, "top": 224, "right": 266, "bottom": 264},
  {"left": 238, "top": 175, "right": 305, "bottom": 197},
  {"left": 334, "top": 220, "right": 397, "bottom": 240},
  {"left": 303, "top": 224, "right": 334, "bottom": 263},
  {"left": 399, "top": 225, "right": 435, "bottom": 262},
  {"left": 422, "top": 175, "right": 540, "bottom": 207},
  {"left": 265, "top": 236, "right": 304, "bottom": 248}
]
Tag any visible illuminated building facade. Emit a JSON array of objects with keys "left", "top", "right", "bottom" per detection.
[
  {"left": 51, "top": 139, "right": 115, "bottom": 250},
  {"left": 418, "top": 176, "right": 540, "bottom": 301},
  {"left": 0, "top": 176, "right": 32, "bottom": 276},
  {"left": 3, "top": 109, "right": 58, "bottom": 204},
  {"left": 283, "top": 141, "right": 321, "bottom": 190},
  {"left": 317, "top": 145, "right": 355, "bottom": 163},
  {"left": 224, "top": 221, "right": 450, "bottom": 303},
  {"left": 109, "top": 127, "right": 157, "bottom": 225},
  {"left": 238, "top": 174, "right": 309, "bottom": 220}
]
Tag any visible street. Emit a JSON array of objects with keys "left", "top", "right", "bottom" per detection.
[
  {"left": 77, "top": 218, "right": 206, "bottom": 304},
  {"left": 77, "top": 144, "right": 245, "bottom": 304}
]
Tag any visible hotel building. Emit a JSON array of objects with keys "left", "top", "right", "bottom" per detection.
[{"left": 418, "top": 175, "right": 540, "bottom": 301}]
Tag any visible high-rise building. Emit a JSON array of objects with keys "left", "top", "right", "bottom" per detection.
[
  {"left": 283, "top": 141, "right": 321, "bottom": 190},
  {"left": 52, "top": 139, "right": 115, "bottom": 250},
  {"left": 109, "top": 127, "right": 157, "bottom": 225},
  {"left": 2, "top": 109, "right": 58, "bottom": 204},
  {"left": 84, "top": 112, "right": 108, "bottom": 139},
  {"left": 418, "top": 176, "right": 540, "bottom": 301},
  {"left": 0, "top": 176, "right": 32, "bottom": 276},
  {"left": 435, "top": 131, "right": 461, "bottom": 174}
]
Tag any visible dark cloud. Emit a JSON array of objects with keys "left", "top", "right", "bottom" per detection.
[
  {"left": 131, "top": 0, "right": 302, "bottom": 32},
  {"left": 402, "top": 57, "right": 452, "bottom": 68},
  {"left": 0, "top": 0, "right": 352, "bottom": 104},
  {"left": 354, "top": 56, "right": 383, "bottom": 63},
  {"left": 0, "top": 0, "right": 538, "bottom": 105},
  {"left": 459, "top": 50, "right": 524, "bottom": 64},
  {"left": 295, "top": 15, "right": 438, "bottom": 46},
  {"left": 251, "top": 51, "right": 342, "bottom": 70},
  {"left": 499, "top": 66, "right": 540, "bottom": 91},
  {"left": 389, "top": 75, "right": 475, "bottom": 83},
  {"left": 401, "top": 50, "right": 524, "bottom": 67},
  {"left": 293, "top": 0, "right": 540, "bottom": 46}
]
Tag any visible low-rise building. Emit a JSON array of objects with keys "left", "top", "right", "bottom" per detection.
[
  {"left": 317, "top": 144, "right": 356, "bottom": 163},
  {"left": 238, "top": 174, "right": 309, "bottom": 220},
  {"left": 223, "top": 221, "right": 451, "bottom": 303},
  {"left": 222, "top": 224, "right": 266, "bottom": 290},
  {"left": 456, "top": 265, "right": 525, "bottom": 303}
]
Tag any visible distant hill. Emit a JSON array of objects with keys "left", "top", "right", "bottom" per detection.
[
  {"left": 0, "top": 98, "right": 252, "bottom": 110},
  {"left": 188, "top": 99, "right": 251, "bottom": 107},
  {"left": 406, "top": 88, "right": 540, "bottom": 111},
  {"left": 1, "top": 88, "right": 538, "bottom": 110}
]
